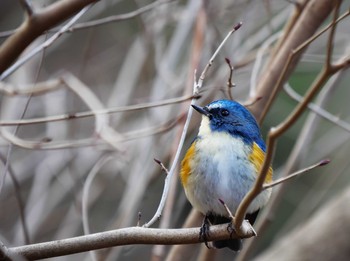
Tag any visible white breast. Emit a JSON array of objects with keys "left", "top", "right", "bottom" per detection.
[{"left": 184, "top": 116, "right": 271, "bottom": 216}]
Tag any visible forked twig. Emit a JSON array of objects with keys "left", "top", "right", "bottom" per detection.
[{"left": 225, "top": 58, "right": 235, "bottom": 100}]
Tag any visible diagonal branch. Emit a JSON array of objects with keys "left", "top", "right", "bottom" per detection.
[
  {"left": 234, "top": 3, "right": 347, "bottom": 234},
  {"left": 249, "top": 0, "right": 339, "bottom": 122},
  {"left": 0, "top": 0, "right": 98, "bottom": 74},
  {"left": 258, "top": 5, "right": 350, "bottom": 124}
]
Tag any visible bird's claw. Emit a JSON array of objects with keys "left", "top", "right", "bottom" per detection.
[{"left": 200, "top": 215, "right": 211, "bottom": 249}]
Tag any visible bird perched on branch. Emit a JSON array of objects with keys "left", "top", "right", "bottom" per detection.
[{"left": 180, "top": 99, "right": 273, "bottom": 251}]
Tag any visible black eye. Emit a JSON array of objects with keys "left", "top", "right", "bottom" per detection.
[{"left": 221, "top": 109, "right": 229, "bottom": 116}]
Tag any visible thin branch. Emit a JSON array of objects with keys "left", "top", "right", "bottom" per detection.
[
  {"left": 8, "top": 224, "right": 255, "bottom": 260},
  {"left": 263, "top": 159, "right": 330, "bottom": 190},
  {"left": 218, "top": 199, "right": 234, "bottom": 222},
  {"left": 331, "top": 55, "right": 350, "bottom": 72},
  {"left": 224, "top": 57, "right": 235, "bottom": 100},
  {"left": 283, "top": 82, "right": 350, "bottom": 133},
  {"left": 243, "top": 96, "right": 262, "bottom": 107},
  {"left": 0, "top": 154, "right": 30, "bottom": 245},
  {"left": 68, "top": 0, "right": 175, "bottom": 32},
  {"left": 154, "top": 159, "right": 170, "bottom": 174},
  {"left": 82, "top": 155, "right": 114, "bottom": 261},
  {"left": 326, "top": 0, "right": 341, "bottom": 70},
  {"left": 143, "top": 22, "right": 242, "bottom": 228},
  {"left": 0, "top": 93, "right": 196, "bottom": 126},
  {"left": 197, "top": 22, "right": 242, "bottom": 89},
  {"left": 0, "top": 114, "right": 184, "bottom": 150},
  {"left": 0, "top": 79, "right": 63, "bottom": 96},
  {"left": 250, "top": 31, "right": 281, "bottom": 97}
]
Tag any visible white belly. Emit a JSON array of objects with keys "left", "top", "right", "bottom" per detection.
[{"left": 184, "top": 132, "right": 271, "bottom": 217}]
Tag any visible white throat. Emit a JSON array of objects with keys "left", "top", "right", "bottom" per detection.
[{"left": 198, "top": 116, "right": 212, "bottom": 136}]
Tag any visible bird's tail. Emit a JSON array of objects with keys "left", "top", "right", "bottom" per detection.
[{"left": 213, "top": 238, "right": 242, "bottom": 251}]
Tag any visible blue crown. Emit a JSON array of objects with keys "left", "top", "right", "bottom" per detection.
[{"left": 202, "top": 100, "right": 265, "bottom": 151}]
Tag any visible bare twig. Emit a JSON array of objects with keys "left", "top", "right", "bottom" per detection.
[
  {"left": 0, "top": 114, "right": 184, "bottom": 150},
  {"left": 250, "top": 31, "right": 281, "bottom": 97},
  {"left": 243, "top": 96, "right": 262, "bottom": 107},
  {"left": 69, "top": 0, "right": 175, "bottom": 32},
  {"left": 218, "top": 199, "right": 235, "bottom": 222},
  {"left": 0, "top": 79, "right": 63, "bottom": 96},
  {"left": 82, "top": 155, "right": 114, "bottom": 261},
  {"left": 263, "top": 159, "right": 330, "bottom": 190},
  {"left": 0, "top": 154, "right": 30, "bottom": 245},
  {"left": 224, "top": 57, "right": 235, "bottom": 100},
  {"left": 154, "top": 159, "right": 170, "bottom": 174},
  {"left": 0, "top": 92, "right": 195, "bottom": 126},
  {"left": 283, "top": 82, "right": 350, "bottom": 133},
  {"left": 197, "top": 22, "right": 242, "bottom": 89},
  {"left": 325, "top": 1, "right": 341, "bottom": 69}
]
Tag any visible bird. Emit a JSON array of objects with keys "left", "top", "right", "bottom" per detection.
[{"left": 180, "top": 99, "right": 273, "bottom": 251}]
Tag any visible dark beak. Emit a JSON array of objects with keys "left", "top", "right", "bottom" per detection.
[{"left": 191, "top": 104, "right": 211, "bottom": 117}]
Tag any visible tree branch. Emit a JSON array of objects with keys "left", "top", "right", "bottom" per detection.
[
  {"left": 257, "top": 4, "right": 349, "bottom": 124},
  {"left": 234, "top": 4, "right": 346, "bottom": 233},
  {"left": 6, "top": 224, "right": 255, "bottom": 260},
  {"left": 0, "top": 0, "right": 98, "bottom": 74},
  {"left": 249, "top": 0, "right": 338, "bottom": 122}
]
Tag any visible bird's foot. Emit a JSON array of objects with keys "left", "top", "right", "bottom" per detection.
[
  {"left": 199, "top": 215, "right": 211, "bottom": 249},
  {"left": 226, "top": 220, "right": 236, "bottom": 239}
]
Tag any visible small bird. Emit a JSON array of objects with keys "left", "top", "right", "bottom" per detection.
[{"left": 180, "top": 99, "right": 273, "bottom": 251}]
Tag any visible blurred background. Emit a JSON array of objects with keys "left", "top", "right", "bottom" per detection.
[{"left": 0, "top": 0, "right": 349, "bottom": 260}]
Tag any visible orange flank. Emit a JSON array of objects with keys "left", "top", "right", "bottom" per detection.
[
  {"left": 180, "top": 142, "right": 196, "bottom": 186},
  {"left": 249, "top": 142, "right": 273, "bottom": 183}
]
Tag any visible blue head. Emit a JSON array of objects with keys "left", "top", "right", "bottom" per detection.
[{"left": 192, "top": 100, "right": 266, "bottom": 151}]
